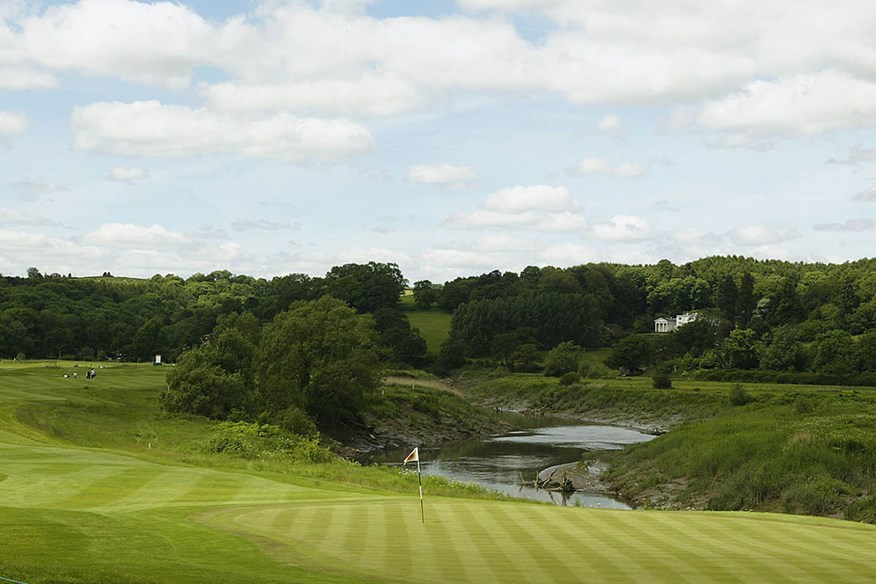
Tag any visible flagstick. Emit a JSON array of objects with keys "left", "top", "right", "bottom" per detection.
[{"left": 417, "top": 457, "right": 425, "bottom": 524}]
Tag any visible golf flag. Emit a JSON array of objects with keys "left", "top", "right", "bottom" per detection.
[{"left": 403, "top": 447, "right": 425, "bottom": 523}]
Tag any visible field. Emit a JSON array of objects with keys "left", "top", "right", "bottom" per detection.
[
  {"left": 401, "top": 299, "right": 453, "bottom": 355},
  {"left": 2, "top": 362, "right": 876, "bottom": 583}
]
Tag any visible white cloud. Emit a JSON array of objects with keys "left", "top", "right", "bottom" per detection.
[
  {"left": 696, "top": 72, "right": 876, "bottom": 137},
  {"left": 591, "top": 215, "right": 653, "bottom": 241},
  {"left": 539, "top": 243, "right": 598, "bottom": 266},
  {"left": 82, "top": 223, "right": 189, "bottom": 247},
  {"left": 827, "top": 144, "right": 876, "bottom": 165},
  {"left": 446, "top": 185, "right": 586, "bottom": 231},
  {"left": 813, "top": 219, "right": 875, "bottom": 232},
  {"left": 22, "top": 0, "right": 210, "bottom": 89},
  {"left": 569, "top": 157, "right": 645, "bottom": 178},
  {"left": 408, "top": 163, "right": 477, "bottom": 188},
  {"left": 203, "top": 73, "right": 423, "bottom": 117},
  {"left": 71, "top": 101, "right": 373, "bottom": 161},
  {"left": 0, "top": 111, "right": 27, "bottom": 135},
  {"left": 0, "top": 67, "right": 57, "bottom": 90},
  {"left": 729, "top": 225, "right": 798, "bottom": 246},
  {"left": 483, "top": 185, "right": 577, "bottom": 212},
  {"left": 852, "top": 188, "right": 876, "bottom": 202},
  {"left": 596, "top": 114, "right": 624, "bottom": 136},
  {"left": 107, "top": 166, "right": 148, "bottom": 184},
  {"left": 0, "top": 209, "right": 55, "bottom": 226}
]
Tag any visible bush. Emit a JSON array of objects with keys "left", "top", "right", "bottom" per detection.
[
  {"left": 652, "top": 373, "right": 673, "bottom": 389},
  {"left": 204, "top": 421, "right": 335, "bottom": 463},
  {"left": 728, "top": 384, "right": 752, "bottom": 406},
  {"left": 559, "top": 372, "right": 580, "bottom": 386}
]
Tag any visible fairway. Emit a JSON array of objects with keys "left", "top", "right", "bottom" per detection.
[{"left": 2, "top": 363, "right": 876, "bottom": 583}]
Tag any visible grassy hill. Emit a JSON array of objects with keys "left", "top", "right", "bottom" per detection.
[{"left": 1, "top": 361, "right": 876, "bottom": 583}]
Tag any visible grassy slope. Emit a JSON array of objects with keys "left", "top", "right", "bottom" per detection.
[
  {"left": 401, "top": 297, "right": 453, "bottom": 355},
  {"left": 2, "top": 362, "right": 876, "bottom": 583}
]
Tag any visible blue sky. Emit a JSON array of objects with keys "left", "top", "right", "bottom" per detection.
[{"left": 1, "top": 0, "right": 874, "bottom": 282}]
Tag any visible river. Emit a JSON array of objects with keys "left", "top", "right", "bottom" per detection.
[{"left": 375, "top": 418, "right": 656, "bottom": 508}]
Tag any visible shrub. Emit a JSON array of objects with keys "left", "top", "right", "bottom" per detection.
[
  {"left": 652, "top": 373, "right": 673, "bottom": 389},
  {"left": 204, "top": 421, "right": 335, "bottom": 463},
  {"left": 728, "top": 384, "right": 752, "bottom": 406},
  {"left": 559, "top": 372, "right": 580, "bottom": 386}
]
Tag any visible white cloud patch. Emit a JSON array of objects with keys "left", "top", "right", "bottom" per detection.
[
  {"left": 596, "top": 114, "right": 624, "bottom": 136},
  {"left": 0, "top": 111, "right": 27, "bottom": 135},
  {"left": 107, "top": 166, "right": 148, "bottom": 183},
  {"left": 569, "top": 157, "right": 645, "bottom": 178},
  {"left": 813, "top": 219, "right": 875, "bottom": 232},
  {"left": 71, "top": 101, "right": 373, "bottom": 161},
  {"left": 231, "top": 219, "right": 297, "bottom": 232},
  {"left": 82, "top": 223, "right": 189, "bottom": 247},
  {"left": 446, "top": 185, "right": 586, "bottom": 232},
  {"left": 729, "top": 225, "right": 798, "bottom": 246},
  {"left": 408, "top": 163, "right": 477, "bottom": 188},
  {"left": 0, "top": 209, "right": 56, "bottom": 226},
  {"left": 539, "top": 243, "right": 598, "bottom": 266},
  {"left": 852, "top": 188, "right": 876, "bottom": 202},
  {"left": 827, "top": 144, "right": 876, "bottom": 165},
  {"left": 203, "top": 73, "right": 423, "bottom": 118},
  {"left": 590, "top": 215, "right": 652, "bottom": 241},
  {"left": 21, "top": 0, "right": 210, "bottom": 89},
  {"left": 483, "top": 185, "right": 577, "bottom": 213},
  {"left": 696, "top": 72, "right": 876, "bottom": 137}
]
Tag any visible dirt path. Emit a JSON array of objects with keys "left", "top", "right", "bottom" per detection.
[{"left": 383, "top": 376, "right": 462, "bottom": 395}]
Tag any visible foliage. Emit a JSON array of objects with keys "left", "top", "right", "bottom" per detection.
[
  {"left": 543, "top": 341, "right": 586, "bottom": 377},
  {"left": 652, "top": 373, "right": 673, "bottom": 389},
  {"left": 412, "top": 279, "right": 439, "bottom": 309},
  {"left": 204, "top": 421, "right": 335, "bottom": 463},
  {"left": 559, "top": 372, "right": 581, "bottom": 386},
  {"left": 728, "top": 383, "right": 753, "bottom": 406},
  {"left": 256, "top": 297, "right": 383, "bottom": 424},
  {"left": 323, "top": 262, "right": 406, "bottom": 313},
  {"left": 605, "top": 335, "right": 654, "bottom": 374}
]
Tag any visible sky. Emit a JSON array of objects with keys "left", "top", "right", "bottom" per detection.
[{"left": 1, "top": 0, "right": 875, "bottom": 283}]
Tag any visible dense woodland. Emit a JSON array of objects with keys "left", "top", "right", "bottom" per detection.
[{"left": 4, "top": 257, "right": 876, "bottom": 395}]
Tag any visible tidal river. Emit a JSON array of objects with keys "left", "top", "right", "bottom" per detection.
[{"left": 377, "top": 418, "right": 656, "bottom": 508}]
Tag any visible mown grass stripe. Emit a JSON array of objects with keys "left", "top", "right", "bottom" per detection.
[
  {"left": 581, "top": 510, "right": 696, "bottom": 583},
  {"left": 546, "top": 509, "right": 650, "bottom": 583},
  {"left": 463, "top": 502, "right": 532, "bottom": 582}
]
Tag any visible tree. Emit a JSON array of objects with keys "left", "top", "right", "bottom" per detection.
[
  {"left": 716, "top": 275, "right": 738, "bottom": 324},
  {"left": 606, "top": 335, "right": 654, "bottom": 374},
  {"left": 737, "top": 272, "right": 756, "bottom": 327},
  {"left": 26, "top": 267, "right": 42, "bottom": 279},
  {"left": 758, "top": 326, "right": 807, "bottom": 371},
  {"left": 722, "top": 328, "right": 760, "bottom": 370},
  {"left": 544, "top": 341, "right": 586, "bottom": 377},
  {"left": 812, "top": 330, "right": 856, "bottom": 376},
  {"left": 412, "top": 280, "right": 439, "bottom": 309},
  {"left": 323, "top": 262, "right": 406, "bottom": 313},
  {"left": 372, "top": 308, "right": 427, "bottom": 365},
  {"left": 255, "top": 297, "right": 382, "bottom": 425},
  {"left": 161, "top": 345, "right": 249, "bottom": 419}
]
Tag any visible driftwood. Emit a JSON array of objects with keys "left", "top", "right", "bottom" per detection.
[{"left": 533, "top": 468, "right": 575, "bottom": 493}]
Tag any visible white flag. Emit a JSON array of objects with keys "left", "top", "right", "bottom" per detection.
[{"left": 403, "top": 447, "right": 419, "bottom": 465}]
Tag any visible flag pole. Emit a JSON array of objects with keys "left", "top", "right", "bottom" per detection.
[
  {"left": 404, "top": 447, "right": 425, "bottom": 524},
  {"left": 417, "top": 457, "right": 425, "bottom": 524}
]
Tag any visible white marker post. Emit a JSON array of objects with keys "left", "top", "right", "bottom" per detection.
[{"left": 403, "top": 447, "right": 424, "bottom": 524}]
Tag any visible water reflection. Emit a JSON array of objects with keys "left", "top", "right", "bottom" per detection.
[{"left": 376, "top": 422, "right": 655, "bottom": 508}]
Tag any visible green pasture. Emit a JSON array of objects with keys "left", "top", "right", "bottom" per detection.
[
  {"left": 402, "top": 306, "right": 453, "bottom": 354},
  {"left": 2, "top": 361, "right": 876, "bottom": 583}
]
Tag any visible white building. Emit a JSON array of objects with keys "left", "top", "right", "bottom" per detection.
[{"left": 654, "top": 312, "right": 698, "bottom": 333}]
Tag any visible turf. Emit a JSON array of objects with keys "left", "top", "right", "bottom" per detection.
[{"left": 2, "top": 361, "right": 876, "bottom": 583}]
